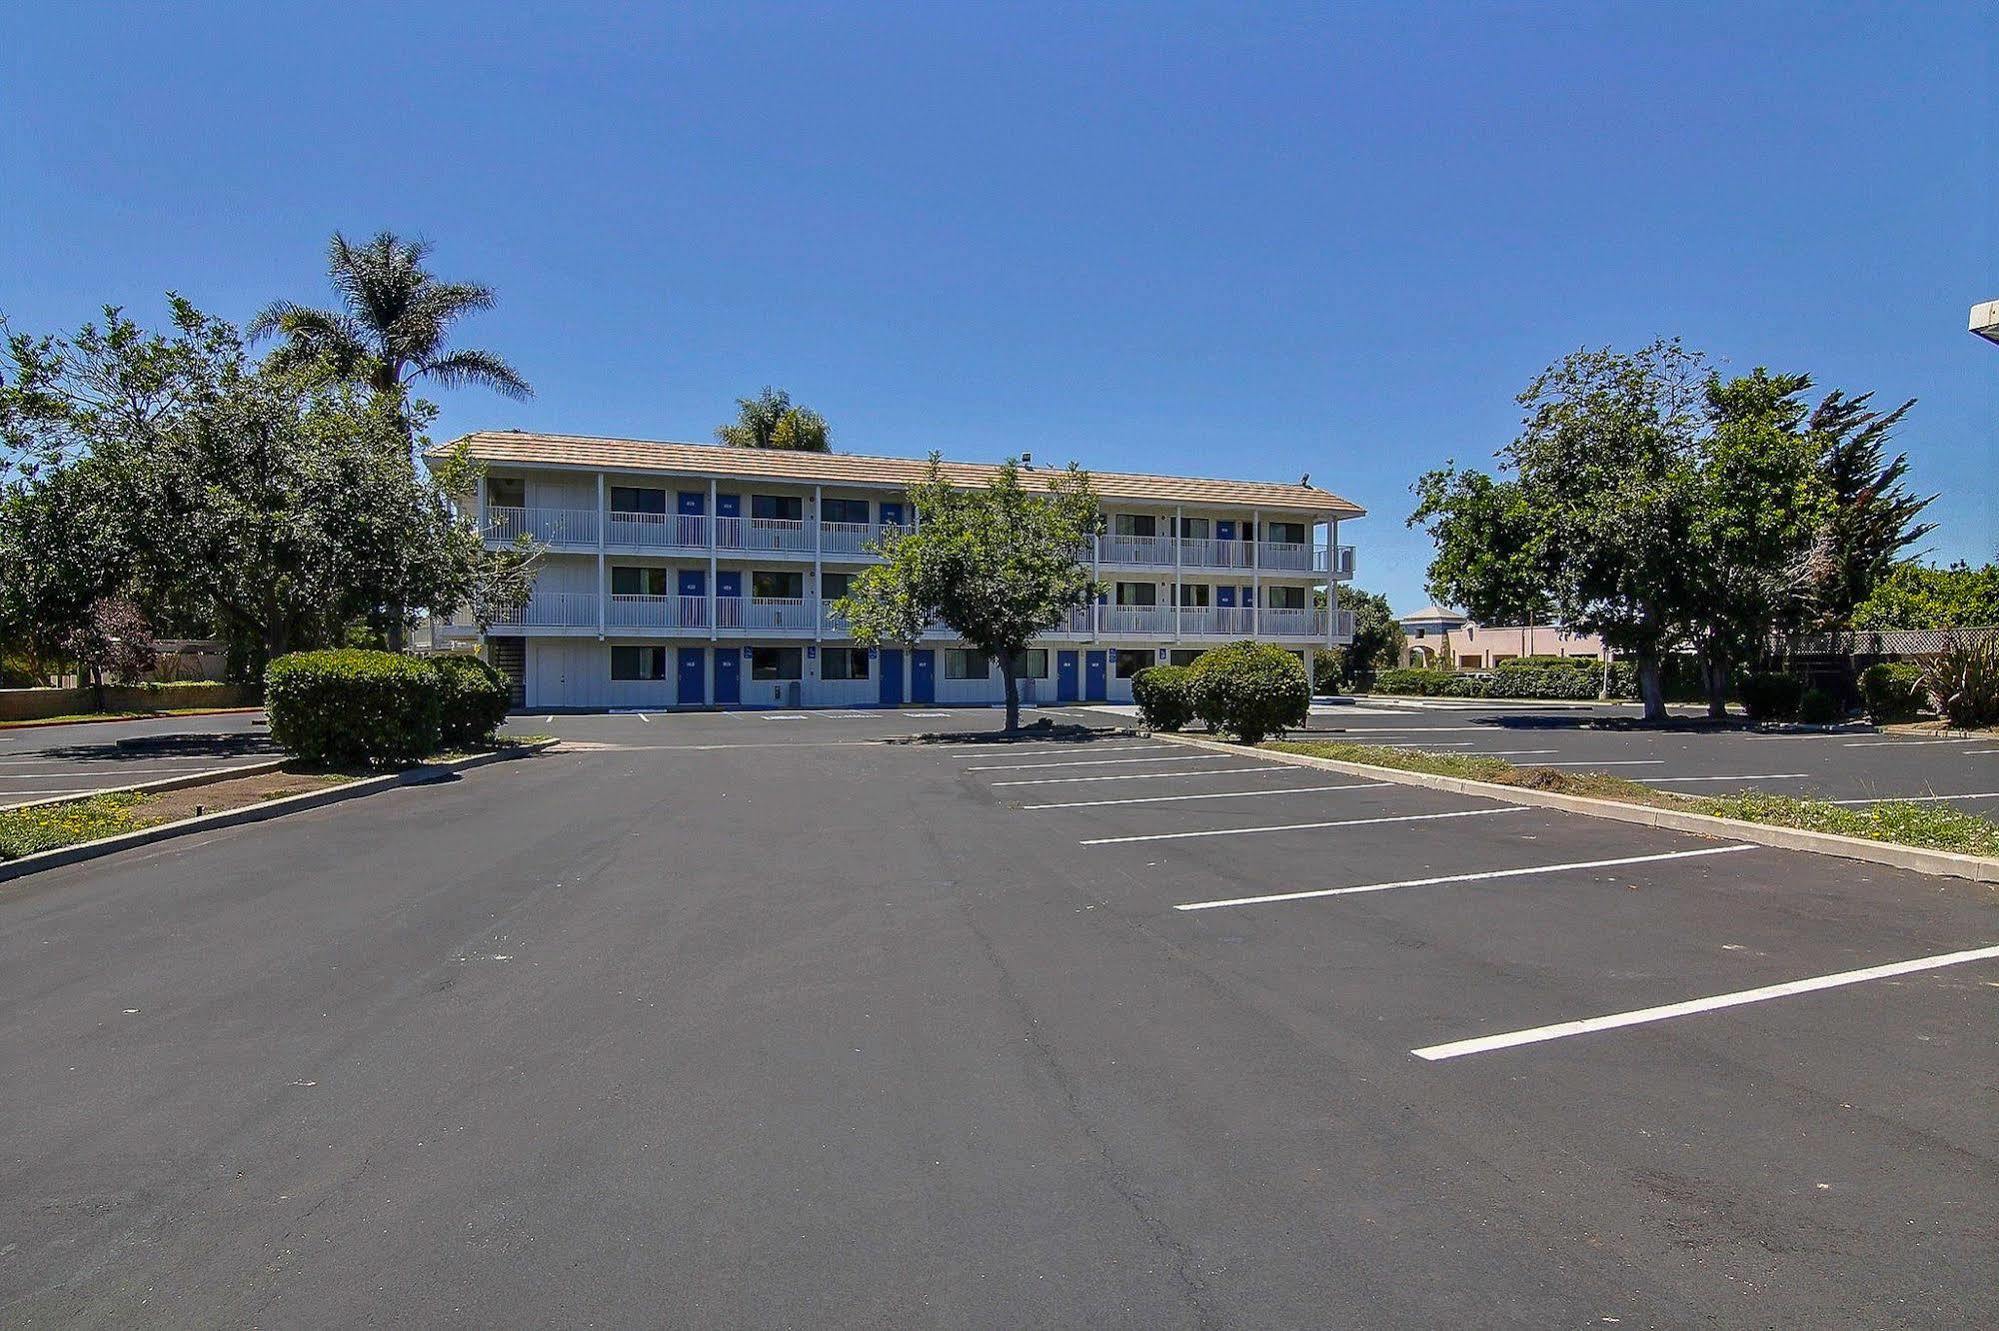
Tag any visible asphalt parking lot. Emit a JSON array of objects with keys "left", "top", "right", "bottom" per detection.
[
  {"left": 3, "top": 709, "right": 1994, "bottom": 1326},
  {"left": 1083, "top": 697, "right": 1999, "bottom": 809},
  {"left": 0, "top": 711, "right": 277, "bottom": 809}
]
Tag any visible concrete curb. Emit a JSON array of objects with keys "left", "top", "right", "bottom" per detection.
[
  {"left": 1149, "top": 732, "right": 1999, "bottom": 885},
  {"left": 0, "top": 741, "right": 555, "bottom": 886},
  {"left": 0, "top": 706, "right": 265, "bottom": 732},
  {"left": 0, "top": 759, "right": 290, "bottom": 814}
]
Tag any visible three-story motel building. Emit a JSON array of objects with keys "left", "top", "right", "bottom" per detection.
[{"left": 425, "top": 431, "right": 1363, "bottom": 711}]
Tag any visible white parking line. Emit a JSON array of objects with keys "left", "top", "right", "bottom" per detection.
[
  {"left": 1083, "top": 806, "right": 1528, "bottom": 845},
  {"left": 638, "top": 713, "right": 652, "bottom": 723},
  {"left": 1022, "top": 782, "right": 1392, "bottom": 810},
  {"left": 1964, "top": 750, "right": 1998, "bottom": 756},
  {"left": 757, "top": 713, "right": 810, "bottom": 721},
  {"left": 1825, "top": 791, "right": 1999, "bottom": 805},
  {"left": 821, "top": 711, "right": 871, "bottom": 719},
  {"left": 1842, "top": 738, "right": 1978, "bottom": 747},
  {"left": 964, "top": 744, "right": 1162, "bottom": 759},
  {"left": 967, "top": 754, "right": 1225, "bottom": 772},
  {"left": 904, "top": 711, "right": 949, "bottom": 717},
  {"left": 1411, "top": 943, "right": 1999, "bottom": 1061},
  {"left": 1174, "top": 845, "right": 1757, "bottom": 912},
  {"left": 992, "top": 766, "right": 1282, "bottom": 787},
  {"left": 1646, "top": 773, "right": 1809, "bottom": 783}
]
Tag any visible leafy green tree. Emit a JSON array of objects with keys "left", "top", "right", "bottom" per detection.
[
  {"left": 717, "top": 386, "right": 831, "bottom": 452},
  {"left": 1314, "top": 586, "right": 1403, "bottom": 691},
  {"left": 834, "top": 456, "right": 1097, "bottom": 731},
  {"left": 1413, "top": 340, "right": 1707, "bottom": 719},
  {"left": 249, "top": 231, "right": 532, "bottom": 402},
  {"left": 1851, "top": 561, "right": 1999, "bottom": 629}
]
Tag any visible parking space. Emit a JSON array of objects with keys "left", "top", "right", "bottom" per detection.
[
  {"left": 1079, "top": 700, "right": 1999, "bottom": 808},
  {"left": 0, "top": 711, "right": 276, "bottom": 809}
]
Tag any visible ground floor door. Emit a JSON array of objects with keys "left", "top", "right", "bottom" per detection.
[
  {"left": 878, "top": 648, "right": 904, "bottom": 706},
  {"left": 910, "top": 650, "right": 935, "bottom": 704},
  {"left": 677, "top": 648, "right": 706, "bottom": 706},
  {"left": 1056, "top": 650, "right": 1080, "bottom": 702},
  {"left": 1085, "top": 651, "right": 1108, "bottom": 701},
  {"left": 714, "top": 648, "right": 741, "bottom": 706}
]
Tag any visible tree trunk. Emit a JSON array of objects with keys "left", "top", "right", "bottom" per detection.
[
  {"left": 1702, "top": 650, "right": 1731, "bottom": 721},
  {"left": 1636, "top": 651, "right": 1667, "bottom": 722},
  {"left": 1000, "top": 649, "right": 1021, "bottom": 733}
]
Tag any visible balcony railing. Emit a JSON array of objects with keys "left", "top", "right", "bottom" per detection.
[
  {"left": 714, "top": 596, "right": 815, "bottom": 630},
  {"left": 1176, "top": 538, "right": 1254, "bottom": 570},
  {"left": 606, "top": 594, "right": 709, "bottom": 629},
  {"left": 1100, "top": 604, "right": 1172, "bottom": 634},
  {"left": 1331, "top": 544, "right": 1356, "bottom": 579},
  {"left": 1178, "top": 606, "right": 1255, "bottom": 636},
  {"left": 1331, "top": 608, "right": 1356, "bottom": 640},
  {"left": 607, "top": 511, "right": 710, "bottom": 550},
  {"left": 490, "top": 590, "right": 598, "bottom": 628},
  {"left": 1099, "top": 534, "right": 1177, "bottom": 565},
  {"left": 486, "top": 506, "right": 598, "bottom": 547},
  {"left": 1259, "top": 606, "right": 1322, "bottom": 636},
  {"left": 715, "top": 516, "right": 815, "bottom": 553}
]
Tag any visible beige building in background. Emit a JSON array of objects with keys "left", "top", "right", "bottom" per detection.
[{"left": 1398, "top": 604, "right": 1608, "bottom": 670}]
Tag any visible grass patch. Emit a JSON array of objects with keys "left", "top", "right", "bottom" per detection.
[
  {"left": 1693, "top": 793, "right": 1999, "bottom": 858},
  {"left": 1257, "top": 739, "right": 1999, "bottom": 859},
  {"left": 0, "top": 792, "right": 163, "bottom": 860}
]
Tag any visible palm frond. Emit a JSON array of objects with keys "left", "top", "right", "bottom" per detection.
[{"left": 420, "top": 348, "right": 533, "bottom": 401}]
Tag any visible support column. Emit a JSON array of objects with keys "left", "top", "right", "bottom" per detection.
[
  {"left": 1250, "top": 507, "right": 1261, "bottom": 638},
  {"left": 1091, "top": 514, "right": 1102, "bottom": 641},
  {"left": 1173, "top": 504, "right": 1182, "bottom": 643},
  {"left": 596, "top": 473, "right": 607, "bottom": 638},
  {"left": 707, "top": 478, "right": 718, "bottom": 643},
  {"left": 812, "top": 483, "right": 823, "bottom": 643}
]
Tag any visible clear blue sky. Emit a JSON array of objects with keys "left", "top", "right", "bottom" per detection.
[{"left": 5, "top": 2, "right": 1992, "bottom": 614}]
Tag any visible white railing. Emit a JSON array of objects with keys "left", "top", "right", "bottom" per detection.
[
  {"left": 607, "top": 511, "right": 710, "bottom": 549},
  {"left": 740, "top": 596, "right": 812, "bottom": 629},
  {"left": 1178, "top": 537, "right": 1254, "bottom": 570},
  {"left": 1259, "top": 607, "right": 1324, "bottom": 636},
  {"left": 819, "top": 521, "right": 878, "bottom": 556},
  {"left": 1332, "top": 609, "right": 1356, "bottom": 640},
  {"left": 714, "top": 516, "right": 816, "bottom": 552},
  {"left": 1101, "top": 604, "right": 1172, "bottom": 634},
  {"left": 489, "top": 590, "right": 598, "bottom": 628},
  {"left": 605, "top": 594, "right": 710, "bottom": 629},
  {"left": 1179, "top": 606, "right": 1254, "bottom": 636},
  {"left": 1258, "top": 541, "right": 1314, "bottom": 572},
  {"left": 1099, "top": 534, "right": 1177, "bottom": 566},
  {"left": 486, "top": 506, "right": 598, "bottom": 547},
  {"left": 1331, "top": 544, "right": 1355, "bottom": 578}
]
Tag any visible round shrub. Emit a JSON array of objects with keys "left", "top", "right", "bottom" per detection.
[
  {"left": 430, "top": 652, "right": 511, "bottom": 747},
  {"left": 1737, "top": 671, "right": 1806, "bottom": 722},
  {"left": 1187, "top": 640, "right": 1310, "bottom": 744},
  {"left": 265, "top": 649, "right": 443, "bottom": 767},
  {"left": 1859, "top": 662, "right": 1928, "bottom": 724},
  {"left": 1131, "top": 664, "right": 1196, "bottom": 731},
  {"left": 1796, "top": 687, "right": 1842, "bottom": 725}
]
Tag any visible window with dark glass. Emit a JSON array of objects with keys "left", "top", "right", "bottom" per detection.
[
  {"left": 1018, "top": 649, "right": 1049, "bottom": 678},
  {"left": 610, "top": 566, "right": 668, "bottom": 596},
  {"left": 611, "top": 646, "right": 667, "bottom": 680},
  {"left": 1114, "top": 650, "right": 1151, "bottom": 679},
  {"left": 1115, "top": 582, "right": 1157, "bottom": 606},
  {"left": 1266, "top": 520, "right": 1307, "bottom": 544},
  {"left": 1177, "top": 583, "right": 1211, "bottom": 607},
  {"left": 487, "top": 477, "right": 525, "bottom": 507},
  {"left": 1113, "top": 513, "right": 1157, "bottom": 537},
  {"left": 1267, "top": 585, "right": 1307, "bottom": 609},
  {"left": 1169, "top": 650, "right": 1203, "bottom": 667},
  {"left": 821, "top": 571, "right": 853, "bottom": 600},
  {"left": 822, "top": 497, "right": 871, "bottom": 524},
  {"left": 752, "top": 570, "right": 804, "bottom": 599},
  {"left": 751, "top": 494, "right": 803, "bottom": 521},
  {"left": 945, "top": 649, "right": 992, "bottom": 680},
  {"left": 610, "top": 486, "right": 668, "bottom": 514},
  {"left": 1176, "top": 516, "right": 1211, "bottom": 539},
  {"left": 821, "top": 649, "right": 870, "bottom": 681},
  {"left": 751, "top": 647, "right": 803, "bottom": 680}
]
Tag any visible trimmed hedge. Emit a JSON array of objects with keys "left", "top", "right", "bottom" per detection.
[
  {"left": 265, "top": 649, "right": 445, "bottom": 767},
  {"left": 1131, "top": 664, "right": 1196, "bottom": 732},
  {"left": 1859, "top": 662, "right": 1927, "bottom": 724},
  {"left": 1737, "top": 671, "right": 1806, "bottom": 722},
  {"left": 1797, "top": 687, "right": 1842, "bottom": 725},
  {"left": 1372, "top": 660, "right": 1635, "bottom": 701},
  {"left": 431, "top": 653, "right": 511, "bottom": 746},
  {"left": 1187, "top": 640, "right": 1310, "bottom": 744}
]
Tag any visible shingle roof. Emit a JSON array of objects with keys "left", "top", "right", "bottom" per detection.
[
  {"left": 1400, "top": 604, "right": 1467, "bottom": 625},
  {"left": 429, "top": 431, "right": 1365, "bottom": 517}
]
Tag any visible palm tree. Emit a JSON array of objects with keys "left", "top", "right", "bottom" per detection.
[
  {"left": 717, "top": 386, "right": 830, "bottom": 451},
  {"left": 249, "top": 231, "right": 532, "bottom": 402}
]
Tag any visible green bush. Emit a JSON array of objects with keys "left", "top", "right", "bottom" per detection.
[
  {"left": 1922, "top": 635, "right": 1999, "bottom": 730},
  {"left": 430, "top": 653, "right": 511, "bottom": 746},
  {"left": 1796, "top": 687, "right": 1841, "bottom": 725},
  {"left": 1737, "top": 671, "right": 1806, "bottom": 722},
  {"left": 265, "top": 649, "right": 443, "bottom": 767},
  {"left": 1372, "top": 667, "right": 1461, "bottom": 696},
  {"left": 1487, "top": 663, "right": 1603, "bottom": 700},
  {"left": 1131, "top": 664, "right": 1196, "bottom": 731},
  {"left": 1187, "top": 640, "right": 1310, "bottom": 744},
  {"left": 1859, "top": 662, "right": 1928, "bottom": 724}
]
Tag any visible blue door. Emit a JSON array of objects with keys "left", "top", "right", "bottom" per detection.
[
  {"left": 910, "top": 650, "right": 936, "bottom": 704},
  {"left": 1085, "top": 651, "right": 1108, "bottom": 701},
  {"left": 717, "top": 570, "right": 741, "bottom": 598},
  {"left": 1217, "top": 586, "right": 1236, "bottom": 608},
  {"left": 678, "top": 569, "right": 705, "bottom": 597},
  {"left": 1216, "top": 520, "right": 1235, "bottom": 542},
  {"left": 1056, "top": 651, "right": 1080, "bottom": 702},
  {"left": 878, "top": 648, "right": 903, "bottom": 706},
  {"left": 677, "top": 491, "right": 706, "bottom": 515},
  {"left": 880, "top": 501, "right": 904, "bottom": 526},
  {"left": 677, "top": 648, "right": 706, "bottom": 706},
  {"left": 714, "top": 648, "right": 740, "bottom": 706},
  {"left": 716, "top": 493, "right": 741, "bottom": 518}
]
